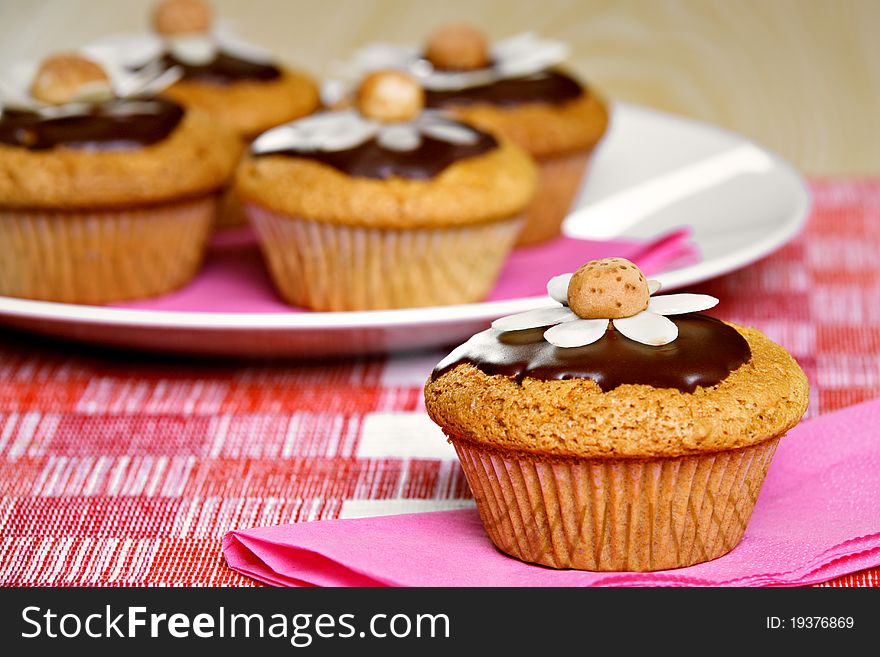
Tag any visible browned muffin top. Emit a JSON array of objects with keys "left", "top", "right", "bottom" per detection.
[
  {"left": 0, "top": 106, "right": 241, "bottom": 209},
  {"left": 425, "top": 322, "right": 809, "bottom": 459}
]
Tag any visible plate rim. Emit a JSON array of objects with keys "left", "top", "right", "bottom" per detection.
[
  {"left": 601, "top": 103, "right": 811, "bottom": 290},
  {"left": 0, "top": 102, "right": 810, "bottom": 333}
]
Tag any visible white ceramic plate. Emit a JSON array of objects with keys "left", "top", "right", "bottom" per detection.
[{"left": 0, "top": 102, "right": 809, "bottom": 357}]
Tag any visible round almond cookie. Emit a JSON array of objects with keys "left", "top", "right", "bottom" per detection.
[
  {"left": 425, "top": 258, "right": 809, "bottom": 571},
  {"left": 0, "top": 51, "right": 241, "bottom": 304},
  {"left": 236, "top": 70, "right": 537, "bottom": 312},
  {"left": 335, "top": 26, "right": 609, "bottom": 246}
]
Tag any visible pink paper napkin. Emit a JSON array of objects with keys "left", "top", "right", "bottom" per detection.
[
  {"left": 223, "top": 400, "right": 880, "bottom": 586},
  {"left": 223, "top": 398, "right": 880, "bottom": 587},
  {"left": 116, "top": 228, "right": 697, "bottom": 313}
]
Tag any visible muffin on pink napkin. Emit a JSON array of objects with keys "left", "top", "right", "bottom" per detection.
[{"left": 425, "top": 257, "right": 809, "bottom": 571}]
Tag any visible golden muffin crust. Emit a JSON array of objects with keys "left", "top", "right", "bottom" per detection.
[
  {"left": 450, "top": 92, "right": 609, "bottom": 159},
  {"left": 162, "top": 68, "right": 320, "bottom": 139},
  {"left": 0, "top": 107, "right": 242, "bottom": 210},
  {"left": 425, "top": 323, "right": 809, "bottom": 459},
  {"left": 235, "top": 138, "right": 537, "bottom": 229}
]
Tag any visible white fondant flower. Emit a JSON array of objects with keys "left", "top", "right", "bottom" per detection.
[
  {"left": 84, "top": 18, "right": 274, "bottom": 70},
  {"left": 492, "top": 272, "right": 718, "bottom": 348},
  {"left": 252, "top": 108, "right": 480, "bottom": 156},
  {"left": 324, "top": 31, "right": 569, "bottom": 103},
  {"left": 0, "top": 48, "right": 180, "bottom": 114}
]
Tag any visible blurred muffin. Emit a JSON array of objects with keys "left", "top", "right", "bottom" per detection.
[
  {"left": 0, "top": 52, "right": 241, "bottom": 304},
  {"left": 335, "top": 25, "right": 609, "bottom": 245},
  {"left": 425, "top": 258, "right": 809, "bottom": 571},
  {"left": 90, "top": 0, "right": 320, "bottom": 228},
  {"left": 146, "top": 0, "right": 319, "bottom": 140},
  {"left": 236, "top": 70, "right": 537, "bottom": 311}
]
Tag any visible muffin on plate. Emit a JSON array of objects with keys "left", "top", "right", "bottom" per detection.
[
  {"left": 143, "top": 0, "right": 319, "bottom": 141},
  {"left": 89, "top": 0, "right": 321, "bottom": 228},
  {"left": 0, "top": 51, "right": 241, "bottom": 304},
  {"left": 425, "top": 258, "right": 809, "bottom": 571},
  {"left": 235, "top": 70, "right": 537, "bottom": 311},
  {"left": 334, "top": 25, "right": 609, "bottom": 246}
]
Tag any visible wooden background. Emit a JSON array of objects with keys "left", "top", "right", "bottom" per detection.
[{"left": 1, "top": 0, "right": 877, "bottom": 174}]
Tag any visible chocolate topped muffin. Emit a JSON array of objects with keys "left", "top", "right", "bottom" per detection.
[
  {"left": 337, "top": 25, "right": 609, "bottom": 245},
  {"left": 86, "top": 0, "right": 321, "bottom": 229},
  {"left": 141, "top": 0, "right": 319, "bottom": 140},
  {"left": 0, "top": 51, "right": 241, "bottom": 303},
  {"left": 236, "top": 70, "right": 536, "bottom": 311},
  {"left": 425, "top": 258, "right": 809, "bottom": 571}
]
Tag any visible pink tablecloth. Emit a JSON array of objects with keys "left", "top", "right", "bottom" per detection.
[{"left": 0, "top": 179, "right": 878, "bottom": 587}]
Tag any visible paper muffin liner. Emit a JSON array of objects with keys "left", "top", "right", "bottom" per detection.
[
  {"left": 0, "top": 196, "right": 216, "bottom": 304},
  {"left": 516, "top": 150, "right": 591, "bottom": 246},
  {"left": 452, "top": 436, "right": 781, "bottom": 571},
  {"left": 245, "top": 204, "right": 524, "bottom": 311}
]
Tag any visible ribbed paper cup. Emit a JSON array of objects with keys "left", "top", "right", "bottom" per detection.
[
  {"left": 0, "top": 195, "right": 216, "bottom": 304},
  {"left": 245, "top": 203, "right": 524, "bottom": 311},
  {"left": 452, "top": 436, "right": 781, "bottom": 571},
  {"left": 515, "top": 150, "right": 591, "bottom": 247}
]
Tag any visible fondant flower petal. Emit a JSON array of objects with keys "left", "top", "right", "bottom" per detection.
[
  {"left": 167, "top": 36, "right": 218, "bottom": 66},
  {"left": 317, "top": 116, "right": 378, "bottom": 151},
  {"left": 377, "top": 124, "right": 421, "bottom": 151},
  {"left": 647, "top": 294, "right": 719, "bottom": 316},
  {"left": 546, "top": 273, "right": 573, "bottom": 305},
  {"left": 214, "top": 18, "right": 276, "bottom": 64},
  {"left": 114, "top": 64, "right": 182, "bottom": 99},
  {"left": 421, "top": 68, "right": 496, "bottom": 92},
  {"left": 419, "top": 120, "right": 479, "bottom": 145},
  {"left": 544, "top": 318, "right": 609, "bottom": 348},
  {"left": 254, "top": 111, "right": 376, "bottom": 153},
  {"left": 68, "top": 80, "right": 115, "bottom": 104},
  {"left": 613, "top": 311, "right": 678, "bottom": 346},
  {"left": 491, "top": 306, "right": 576, "bottom": 332},
  {"left": 252, "top": 125, "right": 305, "bottom": 153},
  {"left": 492, "top": 33, "right": 569, "bottom": 78},
  {"left": 349, "top": 43, "right": 418, "bottom": 77},
  {"left": 648, "top": 279, "right": 662, "bottom": 295},
  {"left": 83, "top": 33, "right": 164, "bottom": 68}
]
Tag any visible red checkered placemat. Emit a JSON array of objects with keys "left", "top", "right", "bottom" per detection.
[{"left": 1, "top": 179, "right": 878, "bottom": 587}]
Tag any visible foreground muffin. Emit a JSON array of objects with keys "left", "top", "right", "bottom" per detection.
[
  {"left": 337, "top": 25, "right": 609, "bottom": 245},
  {"left": 0, "top": 52, "right": 241, "bottom": 303},
  {"left": 236, "top": 70, "right": 536, "bottom": 311},
  {"left": 425, "top": 258, "right": 809, "bottom": 571}
]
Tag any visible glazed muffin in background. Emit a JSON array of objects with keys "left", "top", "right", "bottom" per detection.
[
  {"left": 0, "top": 52, "right": 241, "bottom": 304},
  {"left": 88, "top": 0, "right": 321, "bottom": 228},
  {"left": 334, "top": 24, "right": 609, "bottom": 246},
  {"left": 147, "top": 0, "right": 319, "bottom": 141},
  {"left": 236, "top": 70, "right": 537, "bottom": 311},
  {"left": 425, "top": 258, "right": 809, "bottom": 571}
]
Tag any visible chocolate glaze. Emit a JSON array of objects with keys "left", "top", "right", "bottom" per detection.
[
  {"left": 0, "top": 98, "right": 184, "bottom": 151},
  {"left": 160, "top": 51, "right": 281, "bottom": 85},
  {"left": 425, "top": 69, "right": 584, "bottom": 108},
  {"left": 432, "top": 313, "right": 751, "bottom": 393},
  {"left": 256, "top": 129, "right": 498, "bottom": 180}
]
